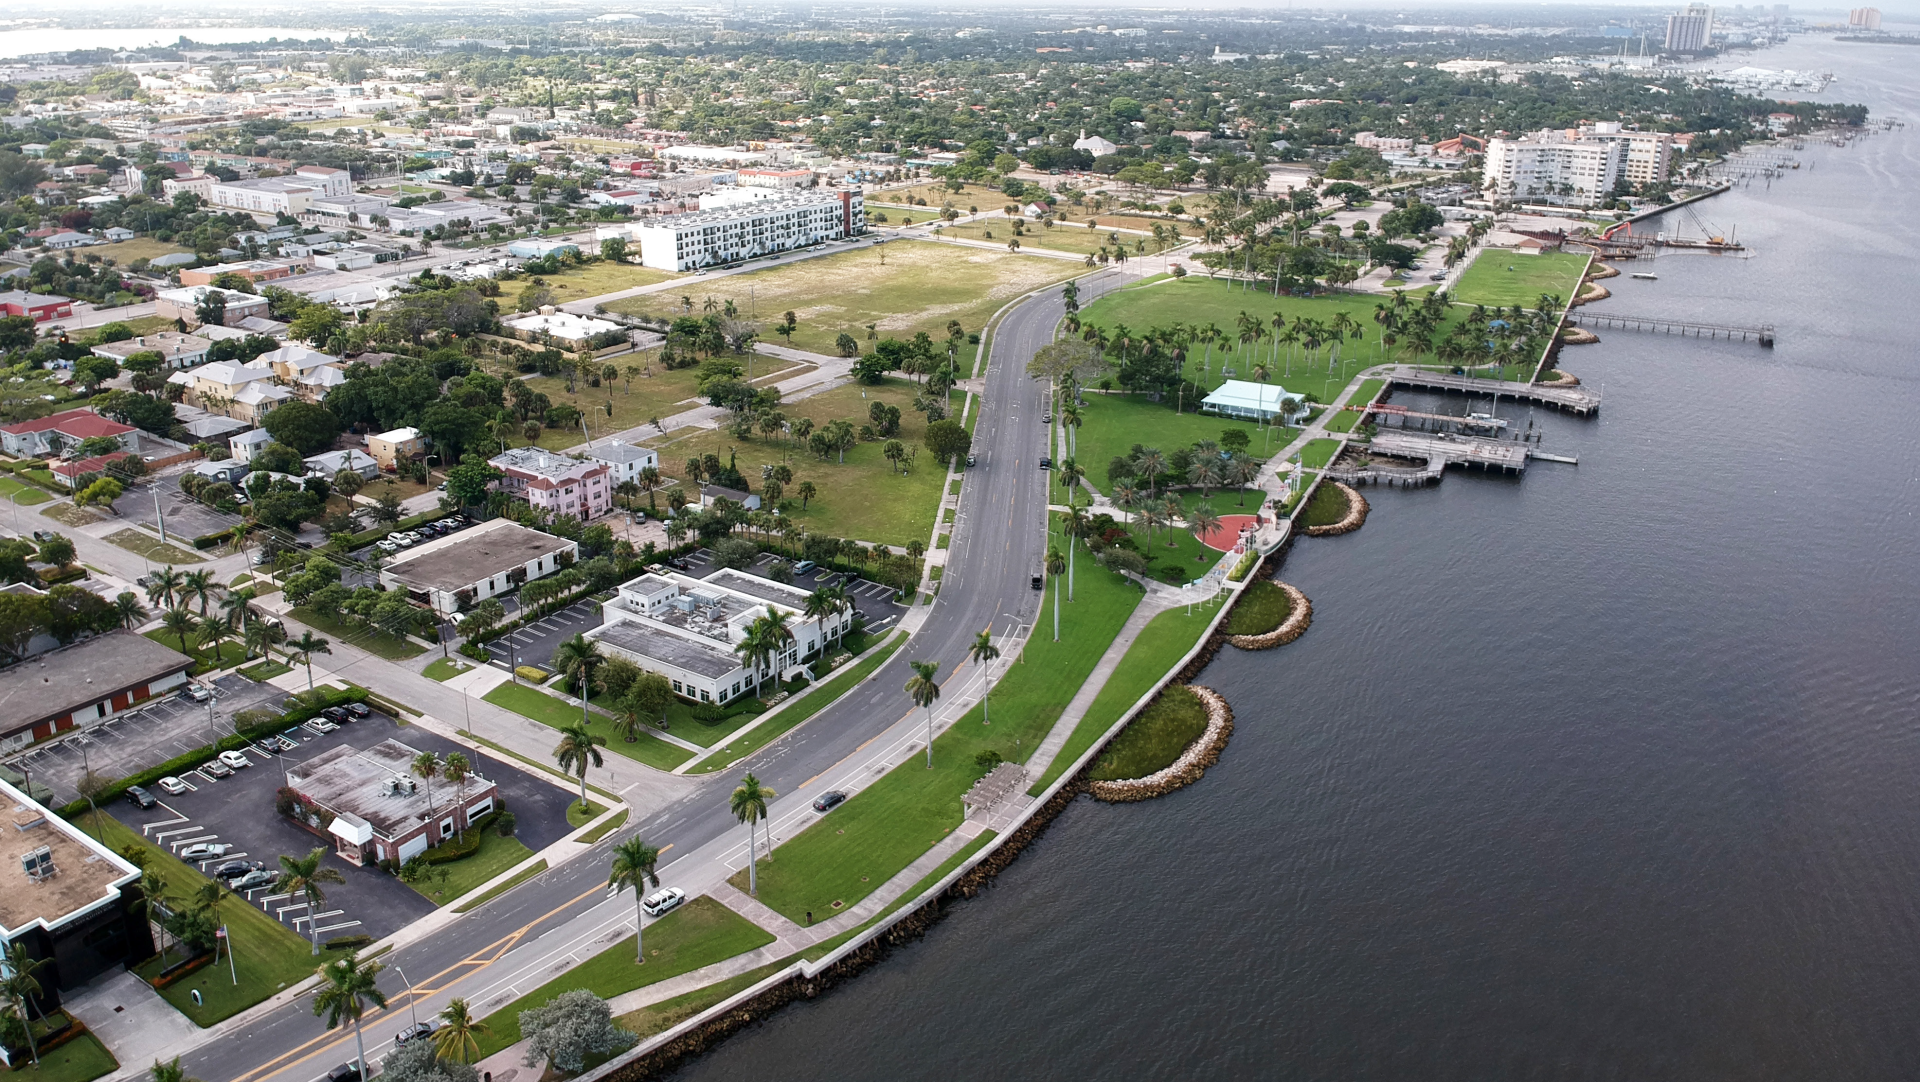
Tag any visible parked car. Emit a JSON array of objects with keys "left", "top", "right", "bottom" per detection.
[
  {"left": 812, "top": 791, "right": 847, "bottom": 813},
  {"left": 199, "top": 760, "right": 232, "bottom": 779},
  {"left": 324, "top": 1065, "right": 363, "bottom": 1082},
  {"left": 218, "top": 750, "right": 251, "bottom": 769},
  {"left": 124, "top": 785, "right": 156, "bottom": 809},
  {"left": 966, "top": 453, "right": 977, "bottom": 467},
  {"left": 376, "top": 540, "right": 401, "bottom": 554},
  {"left": 793, "top": 560, "right": 817, "bottom": 576},
  {"left": 308, "top": 718, "right": 339, "bottom": 734},
  {"left": 231, "top": 869, "right": 275, "bottom": 891},
  {"left": 343, "top": 702, "right": 371, "bottom": 720},
  {"left": 179, "top": 843, "right": 232, "bottom": 862},
  {"left": 156, "top": 776, "right": 189, "bottom": 795},
  {"left": 214, "top": 860, "right": 263, "bottom": 881},
  {"left": 641, "top": 887, "right": 686, "bottom": 918},
  {"left": 1038, "top": 457, "right": 1053, "bottom": 470},
  {"left": 321, "top": 706, "right": 352, "bottom": 723},
  {"left": 394, "top": 1022, "right": 437, "bottom": 1046},
  {"left": 1429, "top": 272, "right": 1448, "bottom": 281},
  {"left": 1043, "top": 411, "right": 1054, "bottom": 423},
  {"left": 183, "top": 685, "right": 212, "bottom": 704}
]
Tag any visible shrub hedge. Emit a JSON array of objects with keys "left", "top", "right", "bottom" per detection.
[{"left": 55, "top": 686, "right": 369, "bottom": 818}]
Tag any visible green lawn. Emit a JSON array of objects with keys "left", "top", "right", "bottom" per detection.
[
  {"left": 406, "top": 829, "right": 535, "bottom": 906},
  {"left": 1077, "top": 276, "right": 1469, "bottom": 404},
  {"left": 452, "top": 858, "right": 547, "bottom": 914},
  {"left": 1302, "top": 481, "right": 1352, "bottom": 529},
  {"left": 472, "top": 896, "right": 775, "bottom": 1058},
  {"left": 1115, "top": 506, "right": 1232, "bottom": 587},
  {"left": 578, "top": 807, "right": 630, "bottom": 843},
  {"left": 1224, "top": 580, "right": 1293, "bottom": 636},
  {"left": 290, "top": 607, "right": 425, "bottom": 660},
  {"left": 525, "top": 259, "right": 681, "bottom": 306},
  {"left": 1087, "top": 684, "right": 1210, "bottom": 782},
  {"left": 1298, "top": 438, "right": 1342, "bottom": 470},
  {"left": 82, "top": 811, "right": 319, "bottom": 1027},
  {"left": 1449, "top": 249, "right": 1591, "bottom": 310},
  {"left": 729, "top": 516, "right": 1144, "bottom": 922},
  {"left": 422, "top": 657, "right": 472, "bottom": 682},
  {"left": 482, "top": 681, "right": 693, "bottom": 771},
  {"left": 13, "top": 1031, "right": 117, "bottom": 1082},
  {"left": 239, "top": 659, "right": 292, "bottom": 681},
  {"left": 643, "top": 376, "right": 953, "bottom": 547},
  {"left": 608, "top": 239, "right": 1076, "bottom": 360},
  {"left": 141, "top": 628, "right": 246, "bottom": 675},
  {"left": 104, "top": 528, "right": 206, "bottom": 564},
  {"left": 1029, "top": 604, "right": 1221, "bottom": 794},
  {"left": 566, "top": 800, "right": 608, "bottom": 828},
  {"left": 0, "top": 473, "right": 51, "bottom": 505},
  {"left": 1068, "top": 392, "right": 1278, "bottom": 492},
  {"left": 929, "top": 220, "right": 1114, "bottom": 255},
  {"left": 690, "top": 634, "right": 906, "bottom": 774},
  {"left": 615, "top": 958, "right": 791, "bottom": 1041},
  {"left": 509, "top": 358, "right": 806, "bottom": 455},
  {"left": 582, "top": 686, "right": 766, "bottom": 749},
  {"left": 1325, "top": 378, "right": 1386, "bottom": 433}
]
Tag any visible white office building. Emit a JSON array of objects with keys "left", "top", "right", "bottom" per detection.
[
  {"left": 631, "top": 191, "right": 865, "bottom": 272},
  {"left": 209, "top": 166, "right": 351, "bottom": 218},
  {"left": 1665, "top": 4, "right": 1713, "bottom": 51},
  {"left": 1483, "top": 130, "right": 1625, "bottom": 207},
  {"left": 1579, "top": 123, "right": 1675, "bottom": 188},
  {"left": 586, "top": 568, "right": 852, "bottom": 705}
]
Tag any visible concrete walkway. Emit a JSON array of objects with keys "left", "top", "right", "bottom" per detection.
[{"left": 1023, "top": 595, "right": 1178, "bottom": 779}]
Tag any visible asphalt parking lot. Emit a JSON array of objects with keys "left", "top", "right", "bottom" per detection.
[
  {"left": 680, "top": 549, "right": 909, "bottom": 638},
  {"left": 484, "top": 596, "right": 602, "bottom": 671},
  {"left": 11, "top": 672, "right": 287, "bottom": 806},
  {"left": 113, "top": 710, "right": 576, "bottom": 941},
  {"left": 128, "top": 474, "right": 245, "bottom": 546}
]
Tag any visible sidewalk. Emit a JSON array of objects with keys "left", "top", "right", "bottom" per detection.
[{"left": 1023, "top": 595, "right": 1178, "bottom": 778}]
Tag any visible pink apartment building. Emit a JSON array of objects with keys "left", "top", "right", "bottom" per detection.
[{"left": 488, "top": 447, "right": 613, "bottom": 520}]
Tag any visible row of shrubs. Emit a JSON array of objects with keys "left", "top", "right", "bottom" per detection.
[{"left": 56, "top": 686, "right": 370, "bottom": 818}]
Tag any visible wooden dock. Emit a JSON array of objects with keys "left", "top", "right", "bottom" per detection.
[
  {"left": 1385, "top": 369, "right": 1603, "bottom": 416},
  {"left": 1564, "top": 310, "right": 1774, "bottom": 347},
  {"left": 1367, "top": 431, "right": 1530, "bottom": 474}
]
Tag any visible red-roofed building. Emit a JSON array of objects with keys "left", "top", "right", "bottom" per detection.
[
  {"left": 50, "top": 452, "right": 131, "bottom": 489},
  {"left": 0, "top": 409, "right": 140, "bottom": 458},
  {"left": 0, "top": 291, "right": 72, "bottom": 323}
]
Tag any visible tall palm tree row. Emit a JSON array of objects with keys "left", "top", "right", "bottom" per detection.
[{"left": 905, "top": 660, "right": 942, "bottom": 767}]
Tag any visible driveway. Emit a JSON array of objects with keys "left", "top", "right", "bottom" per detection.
[{"left": 115, "top": 708, "right": 574, "bottom": 942}]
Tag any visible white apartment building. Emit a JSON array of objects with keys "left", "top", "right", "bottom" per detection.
[
  {"left": 586, "top": 568, "right": 852, "bottom": 705},
  {"left": 631, "top": 191, "right": 865, "bottom": 272},
  {"left": 1665, "top": 4, "right": 1713, "bottom": 51},
  {"left": 209, "top": 166, "right": 351, "bottom": 218},
  {"left": 1483, "top": 130, "right": 1625, "bottom": 208},
  {"left": 1580, "top": 123, "right": 1675, "bottom": 188}
]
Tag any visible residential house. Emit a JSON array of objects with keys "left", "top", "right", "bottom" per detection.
[
  {"left": 584, "top": 442, "right": 659, "bottom": 488},
  {"left": 154, "top": 285, "right": 270, "bottom": 328},
  {"left": 366, "top": 427, "right": 425, "bottom": 470},
  {"left": 41, "top": 233, "right": 97, "bottom": 251},
  {"left": 90, "top": 331, "right": 211, "bottom": 371},
  {"left": 260, "top": 343, "right": 347, "bottom": 401},
  {"left": 229, "top": 427, "right": 274, "bottom": 462},
  {"left": 503, "top": 310, "right": 625, "bottom": 350},
  {"left": 167, "top": 360, "right": 291, "bottom": 422},
  {"left": 304, "top": 448, "right": 379, "bottom": 481},
  {"left": 0, "top": 408, "right": 140, "bottom": 458},
  {"left": 700, "top": 483, "right": 761, "bottom": 511}
]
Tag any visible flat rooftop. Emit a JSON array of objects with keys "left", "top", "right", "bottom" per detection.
[
  {"left": 0, "top": 780, "right": 139, "bottom": 937},
  {"left": 703, "top": 568, "right": 810, "bottom": 612},
  {"left": 286, "top": 739, "right": 493, "bottom": 839},
  {"left": 592, "top": 620, "right": 741, "bottom": 679},
  {"left": 0, "top": 631, "right": 193, "bottom": 736},
  {"left": 382, "top": 520, "right": 572, "bottom": 594}
]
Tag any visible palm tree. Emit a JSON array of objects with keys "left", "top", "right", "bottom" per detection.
[
  {"left": 1046, "top": 548, "right": 1067, "bottom": 642},
  {"left": 433, "top": 999, "right": 487, "bottom": 1064},
  {"left": 554, "top": 633, "right": 604, "bottom": 734},
  {"left": 607, "top": 837, "right": 662, "bottom": 962},
  {"left": 1058, "top": 458, "right": 1085, "bottom": 507},
  {"left": 312, "top": 952, "right": 387, "bottom": 1082},
  {"left": 731, "top": 621, "right": 773, "bottom": 698},
  {"left": 113, "top": 591, "right": 149, "bottom": 629},
  {"left": 411, "top": 751, "right": 442, "bottom": 824},
  {"left": 969, "top": 629, "right": 999, "bottom": 727},
  {"left": 1136, "top": 448, "right": 1166, "bottom": 495},
  {"left": 444, "top": 753, "right": 470, "bottom": 839},
  {"left": 161, "top": 607, "right": 198, "bottom": 656},
  {"left": 290, "top": 631, "right": 331, "bottom": 691},
  {"left": 145, "top": 567, "right": 183, "bottom": 609},
  {"left": 274, "top": 847, "right": 345, "bottom": 956},
  {"left": 804, "top": 586, "right": 848, "bottom": 646},
  {"left": 1189, "top": 504, "right": 1223, "bottom": 553},
  {"left": 180, "top": 569, "right": 218, "bottom": 616},
  {"left": 1058, "top": 404, "right": 1082, "bottom": 456},
  {"left": 1190, "top": 456, "right": 1222, "bottom": 497},
  {"left": 140, "top": 867, "right": 169, "bottom": 960},
  {"left": 1, "top": 942, "right": 47, "bottom": 1065},
  {"left": 729, "top": 773, "right": 775, "bottom": 896},
  {"left": 552, "top": 722, "right": 605, "bottom": 813},
  {"left": 192, "top": 878, "right": 227, "bottom": 923},
  {"left": 198, "top": 616, "right": 231, "bottom": 665},
  {"left": 905, "top": 659, "right": 941, "bottom": 767}
]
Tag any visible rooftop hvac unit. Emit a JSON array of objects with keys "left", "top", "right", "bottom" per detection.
[{"left": 21, "top": 845, "right": 53, "bottom": 880}]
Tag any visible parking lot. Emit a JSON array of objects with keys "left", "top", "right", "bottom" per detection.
[
  {"left": 483, "top": 596, "right": 602, "bottom": 671},
  {"left": 127, "top": 474, "right": 246, "bottom": 547},
  {"left": 10, "top": 672, "right": 288, "bottom": 806},
  {"left": 681, "top": 549, "right": 910, "bottom": 638},
  {"left": 114, "top": 710, "right": 576, "bottom": 941}
]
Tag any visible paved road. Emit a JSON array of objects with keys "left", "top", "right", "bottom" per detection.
[{"left": 153, "top": 265, "right": 1147, "bottom": 1082}]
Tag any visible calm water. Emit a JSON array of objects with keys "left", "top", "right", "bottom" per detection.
[{"left": 670, "top": 38, "right": 1920, "bottom": 1081}]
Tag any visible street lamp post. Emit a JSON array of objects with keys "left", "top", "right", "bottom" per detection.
[{"left": 393, "top": 965, "right": 421, "bottom": 1028}]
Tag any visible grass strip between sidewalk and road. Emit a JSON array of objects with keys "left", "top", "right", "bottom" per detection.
[
  {"left": 81, "top": 811, "right": 319, "bottom": 1027},
  {"left": 727, "top": 516, "right": 1143, "bottom": 923},
  {"left": 452, "top": 859, "right": 548, "bottom": 914},
  {"left": 1028, "top": 603, "right": 1221, "bottom": 795},
  {"left": 689, "top": 633, "right": 904, "bottom": 774},
  {"left": 471, "top": 896, "right": 775, "bottom": 1059},
  {"left": 577, "top": 807, "right": 630, "bottom": 843}
]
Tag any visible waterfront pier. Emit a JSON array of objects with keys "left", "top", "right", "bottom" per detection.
[
  {"left": 1384, "top": 369, "right": 1603, "bottom": 416},
  {"left": 1564, "top": 310, "right": 1775, "bottom": 347}
]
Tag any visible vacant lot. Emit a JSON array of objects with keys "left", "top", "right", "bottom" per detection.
[
  {"left": 644, "top": 376, "right": 953, "bottom": 547},
  {"left": 929, "top": 221, "right": 1111, "bottom": 256},
  {"left": 866, "top": 181, "right": 1010, "bottom": 211},
  {"left": 507, "top": 358, "right": 807, "bottom": 451},
  {"left": 89, "top": 237, "right": 195, "bottom": 265},
  {"left": 1450, "top": 249, "right": 1590, "bottom": 310},
  {"left": 607, "top": 241, "right": 1079, "bottom": 358},
  {"left": 522, "top": 259, "right": 682, "bottom": 307}
]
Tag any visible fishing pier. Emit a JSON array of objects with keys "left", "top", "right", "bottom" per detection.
[{"left": 1564, "top": 310, "right": 1775, "bottom": 347}]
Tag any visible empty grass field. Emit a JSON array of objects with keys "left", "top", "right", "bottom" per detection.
[
  {"left": 503, "top": 356, "right": 807, "bottom": 452},
  {"left": 928, "top": 220, "right": 1111, "bottom": 255},
  {"left": 104, "top": 528, "right": 206, "bottom": 564},
  {"left": 1087, "top": 684, "right": 1210, "bottom": 781},
  {"left": 607, "top": 240, "right": 1078, "bottom": 359},
  {"left": 520, "top": 260, "right": 682, "bottom": 305},
  {"left": 642, "top": 375, "right": 953, "bottom": 547},
  {"left": 1449, "top": 249, "right": 1591, "bottom": 310}
]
